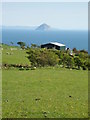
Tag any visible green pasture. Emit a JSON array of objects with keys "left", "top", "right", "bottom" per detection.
[
  {"left": 2, "top": 68, "right": 88, "bottom": 118},
  {"left": 2, "top": 44, "right": 30, "bottom": 65},
  {"left": 1, "top": 44, "right": 88, "bottom": 118}
]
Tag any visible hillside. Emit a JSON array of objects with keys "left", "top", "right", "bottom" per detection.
[{"left": 2, "top": 44, "right": 30, "bottom": 65}]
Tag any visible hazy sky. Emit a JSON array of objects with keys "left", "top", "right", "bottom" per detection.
[
  {"left": 2, "top": 2, "right": 88, "bottom": 30},
  {"left": 1, "top": 0, "right": 89, "bottom": 2}
]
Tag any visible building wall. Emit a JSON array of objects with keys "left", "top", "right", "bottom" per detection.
[
  {"left": 60, "top": 46, "right": 66, "bottom": 50},
  {"left": 41, "top": 43, "right": 65, "bottom": 50}
]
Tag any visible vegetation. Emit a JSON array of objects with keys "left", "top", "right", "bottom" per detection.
[
  {"left": 2, "top": 43, "right": 89, "bottom": 70},
  {"left": 2, "top": 68, "right": 88, "bottom": 118},
  {"left": 27, "top": 47, "right": 89, "bottom": 70},
  {"left": 17, "top": 42, "right": 26, "bottom": 49},
  {"left": 2, "top": 44, "right": 30, "bottom": 65},
  {"left": 1, "top": 43, "right": 89, "bottom": 118},
  {"left": 27, "top": 48, "right": 59, "bottom": 67}
]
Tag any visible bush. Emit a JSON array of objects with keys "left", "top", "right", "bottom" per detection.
[
  {"left": 17, "top": 42, "right": 26, "bottom": 49},
  {"left": 74, "top": 56, "right": 83, "bottom": 70},
  {"left": 27, "top": 48, "right": 59, "bottom": 67},
  {"left": 66, "top": 56, "right": 74, "bottom": 69},
  {"left": 26, "top": 47, "right": 89, "bottom": 70}
]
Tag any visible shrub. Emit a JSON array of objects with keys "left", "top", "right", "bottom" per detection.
[
  {"left": 26, "top": 47, "right": 89, "bottom": 70},
  {"left": 66, "top": 56, "right": 74, "bottom": 69},
  {"left": 27, "top": 48, "right": 59, "bottom": 67},
  {"left": 17, "top": 42, "right": 26, "bottom": 49},
  {"left": 74, "top": 56, "right": 83, "bottom": 70}
]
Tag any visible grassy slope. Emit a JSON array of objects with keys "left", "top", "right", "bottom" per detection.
[
  {"left": 2, "top": 68, "right": 88, "bottom": 118},
  {"left": 2, "top": 44, "right": 30, "bottom": 65}
]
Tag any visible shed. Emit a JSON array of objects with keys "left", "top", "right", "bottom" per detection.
[{"left": 41, "top": 42, "right": 66, "bottom": 50}]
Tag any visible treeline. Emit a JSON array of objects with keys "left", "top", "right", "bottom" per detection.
[
  {"left": 26, "top": 47, "right": 90, "bottom": 70},
  {"left": 5, "top": 41, "right": 90, "bottom": 70}
]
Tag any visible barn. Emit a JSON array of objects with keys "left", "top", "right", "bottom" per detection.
[{"left": 41, "top": 42, "right": 66, "bottom": 50}]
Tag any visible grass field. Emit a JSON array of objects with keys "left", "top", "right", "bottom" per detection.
[
  {"left": 2, "top": 68, "right": 88, "bottom": 118},
  {"left": 2, "top": 44, "right": 30, "bottom": 65},
  {"left": 1, "top": 44, "right": 88, "bottom": 118}
]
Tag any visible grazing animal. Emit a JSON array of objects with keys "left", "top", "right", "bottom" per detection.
[
  {"left": 35, "top": 98, "right": 40, "bottom": 101},
  {"left": 6, "top": 52, "right": 10, "bottom": 55}
]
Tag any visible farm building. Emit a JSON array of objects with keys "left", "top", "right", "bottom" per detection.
[{"left": 41, "top": 42, "right": 66, "bottom": 50}]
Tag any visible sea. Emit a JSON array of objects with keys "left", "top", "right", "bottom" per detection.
[{"left": 1, "top": 28, "right": 88, "bottom": 51}]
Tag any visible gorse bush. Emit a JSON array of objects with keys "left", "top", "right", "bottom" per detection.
[
  {"left": 27, "top": 48, "right": 59, "bottom": 67},
  {"left": 27, "top": 48, "right": 89, "bottom": 70}
]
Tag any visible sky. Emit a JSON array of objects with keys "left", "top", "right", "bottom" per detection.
[
  {"left": 1, "top": 2, "right": 88, "bottom": 30},
  {"left": 1, "top": 0, "right": 90, "bottom": 2}
]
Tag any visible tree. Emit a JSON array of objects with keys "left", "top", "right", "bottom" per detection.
[
  {"left": 27, "top": 48, "right": 39, "bottom": 67},
  {"left": 27, "top": 48, "right": 59, "bottom": 67},
  {"left": 46, "top": 50, "right": 59, "bottom": 66},
  {"left": 74, "top": 56, "right": 83, "bottom": 69},
  {"left": 81, "top": 60, "right": 87, "bottom": 70},
  {"left": 17, "top": 42, "right": 26, "bottom": 49},
  {"left": 26, "top": 45, "right": 30, "bottom": 49},
  {"left": 61, "top": 53, "right": 68, "bottom": 67},
  {"left": 73, "top": 48, "right": 77, "bottom": 53},
  {"left": 66, "top": 56, "right": 74, "bottom": 69},
  {"left": 31, "top": 44, "right": 38, "bottom": 48},
  {"left": 10, "top": 41, "right": 14, "bottom": 46},
  {"left": 80, "top": 49, "right": 88, "bottom": 54},
  {"left": 26, "top": 46, "right": 89, "bottom": 70}
]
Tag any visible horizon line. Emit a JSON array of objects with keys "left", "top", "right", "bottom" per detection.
[{"left": 0, "top": 25, "right": 88, "bottom": 31}]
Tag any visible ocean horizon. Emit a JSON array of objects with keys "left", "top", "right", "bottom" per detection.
[{"left": 1, "top": 28, "right": 88, "bottom": 51}]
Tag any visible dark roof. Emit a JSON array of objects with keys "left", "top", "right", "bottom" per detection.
[{"left": 41, "top": 42, "right": 65, "bottom": 47}]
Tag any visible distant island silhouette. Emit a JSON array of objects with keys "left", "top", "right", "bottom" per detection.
[{"left": 36, "top": 23, "right": 51, "bottom": 31}]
